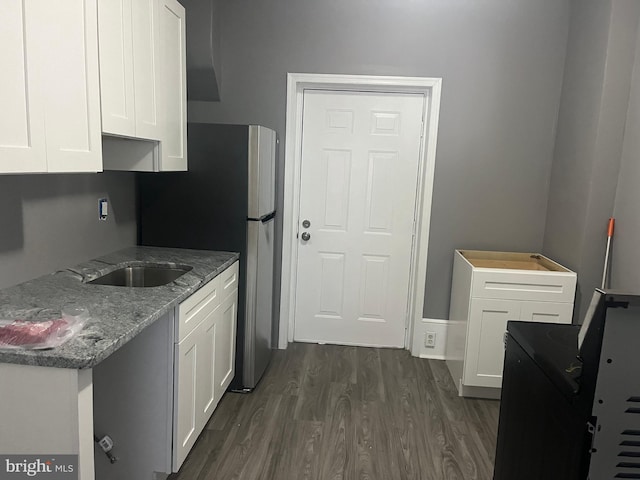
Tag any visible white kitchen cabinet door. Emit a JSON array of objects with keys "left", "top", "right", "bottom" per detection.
[
  {"left": 99, "top": 0, "right": 162, "bottom": 141},
  {"left": 157, "top": 0, "right": 187, "bottom": 171},
  {"left": 98, "top": 0, "right": 136, "bottom": 136},
  {"left": 1, "top": 0, "right": 101, "bottom": 174},
  {"left": 197, "top": 306, "right": 218, "bottom": 427},
  {"left": 38, "top": 0, "right": 102, "bottom": 173},
  {"left": 215, "top": 289, "right": 237, "bottom": 405},
  {"left": 464, "top": 298, "right": 520, "bottom": 389},
  {"left": 520, "top": 301, "right": 573, "bottom": 324},
  {"left": 132, "top": 0, "right": 162, "bottom": 140},
  {"left": 0, "top": 0, "right": 46, "bottom": 173},
  {"left": 173, "top": 328, "right": 199, "bottom": 470}
]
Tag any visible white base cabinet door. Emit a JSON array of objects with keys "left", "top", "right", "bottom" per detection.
[
  {"left": 215, "top": 291, "right": 238, "bottom": 404},
  {"left": 173, "top": 326, "right": 199, "bottom": 469},
  {"left": 464, "top": 298, "right": 519, "bottom": 389},
  {"left": 463, "top": 298, "right": 575, "bottom": 390}
]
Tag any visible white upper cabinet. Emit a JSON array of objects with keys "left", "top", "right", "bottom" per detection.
[
  {"left": 133, "top": 0, "right": 163, "bottom": 140},
  {"left": 97, "top": 0, "right": 136, "bottom": 136},
  {"left": 100, "top": 0, "right": 187, "bottom": 171},
  {"left": 98, "top": 0, "right": 162, "bottom": 141},
  {"left": 0, "top": 0, "right": 102, "bottom": 174},
  {"left": 158, "top": 0, "right": 187, "bottom": 171},
  {"left": 0, "top": 0, "right": 47, "bottom": 173}
]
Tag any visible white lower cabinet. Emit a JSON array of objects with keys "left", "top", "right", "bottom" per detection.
[
  {"left": 446, "top": 250, "right": 576, "bottom": 398},
  {"left": 172, "top": 262, "right": 238, "bottom": 471}
]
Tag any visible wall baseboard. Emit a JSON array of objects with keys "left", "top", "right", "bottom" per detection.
[{"left": 411, "top": 318, "right": 449, "bottom": 359}]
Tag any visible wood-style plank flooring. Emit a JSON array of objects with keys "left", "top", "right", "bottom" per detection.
[{"left": 169, "top": 343, "right": 500, "bottom": 480}]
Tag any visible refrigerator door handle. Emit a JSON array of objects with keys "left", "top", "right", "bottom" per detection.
[{"left": 247, "top": 211, "right": 276, "bottom": 223}]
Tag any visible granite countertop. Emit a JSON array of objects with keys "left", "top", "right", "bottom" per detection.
[{"left": 0, "top": 246, "right": 239, "bottom": 369}]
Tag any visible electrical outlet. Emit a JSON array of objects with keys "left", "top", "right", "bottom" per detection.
[
  {"left": 425, "top": 331, "right": 437, "bottom": 348},
  {"left": 99, "top": 198, "right": 108, "bottom": 221}
]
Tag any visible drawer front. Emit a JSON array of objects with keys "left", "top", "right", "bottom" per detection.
[
  {"left": 177, "top": 275, "right": 220, "bottom": 342},
  {"left": 471, "top": 270, "right": 576, "bottom": 303},
  {"left": 220, "top": 261, "right": 239, "bottom": 300},
  {"left": 520, "top": 301, "right": 573, "bottom": 324}
]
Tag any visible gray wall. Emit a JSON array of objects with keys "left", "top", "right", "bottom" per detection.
[
  {"left": 188, "top": 0, "right": 571, "bottom": 320},
  {"left": 542, "top": 0, "right": 640, "bottom": 322},
  {"left": 611, "top": 25, "right": 640, "bottom": 292},
  {"left": 181, "top": 0, "right": 223, "bottom": 101},
  {"left": 0, "top": 173, "right": 137, "bottom": 289}
]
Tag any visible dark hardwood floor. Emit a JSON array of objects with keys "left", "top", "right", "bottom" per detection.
[{"left": 169, "top": 343, "right": 500, "bottom": 480}]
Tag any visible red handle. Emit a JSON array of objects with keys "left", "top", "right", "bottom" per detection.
[{"left": 607, "top": 217, "right": 615, "bottom": 238}]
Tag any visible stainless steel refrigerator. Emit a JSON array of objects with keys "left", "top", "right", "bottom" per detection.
[{"left": 137, "top": 123, "right": 276, "bottom": 391}]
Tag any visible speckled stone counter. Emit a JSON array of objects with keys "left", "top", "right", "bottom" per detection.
[{"left": 0, "top": 246, "right": 239, "bottom": 369}]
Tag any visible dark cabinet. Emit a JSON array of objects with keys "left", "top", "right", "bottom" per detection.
[{"left": 493, "top": 331, "right": 589, "bottom": 480}]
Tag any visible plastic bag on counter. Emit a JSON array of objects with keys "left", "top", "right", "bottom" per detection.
[{"left": 0, "top": 306, "right": 89, "bottom": 350}]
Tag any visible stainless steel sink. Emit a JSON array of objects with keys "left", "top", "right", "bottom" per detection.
[{"left": 87, "top": 264, "right": 193, "bottom": 287}]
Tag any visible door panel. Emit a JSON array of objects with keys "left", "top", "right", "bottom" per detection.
[
  {"left": 132, "top": 0, "right": 161, "bottom": 140},
  {"left": 245, "top": 218, "right": 274, "bottom": 387},
  {"left": 248, "top": 126, "right": 276, "bottom": 218},
  {"left": 198, "top": 310, "right": 216, "bottom": 422},
  {"left": 258, "top": 127, "right": 276, "bottom": 215},
  {"left": 98, "top": 0, "right": 135, "bottom": 136},
  {"left": 320, "top": 149, "right": 351, "bottom": 229},
  {"left": 294, "top": 90, "right": 424, "bottom": 347},
  {"left": 215, "top": 291, "right": 237, "bottom": 402},
  {"left": 464, "top": 298, "right": 520, "bottom": 388},
  {"left": 37, "top": 0, "right": 102, "bottom": 172},
  {"left": 158, "top": 0, "right": 186, "bottom": 170},
  {"left": 0, "top": 0, "right": 46, "bottom": 173},
  {"left": 173, "top": 332, "right": 198, "bottom": 469}
]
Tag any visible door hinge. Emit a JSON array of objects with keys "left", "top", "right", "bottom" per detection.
[{"left": 421, "top": 121, "right": 425, "bottom": 138}]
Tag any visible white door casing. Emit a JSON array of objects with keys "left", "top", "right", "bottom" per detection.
[
  {"left": 280, "top": 74, "right": 442, "bottom": 349},
  {"left": 293, "top": 90, "right": 424, "bottom": 347}
]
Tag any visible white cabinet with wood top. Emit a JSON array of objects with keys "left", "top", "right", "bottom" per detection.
[
  {"left": 0, "top": 0, "right": 102, "bottom": 174},
  {"left": 99, "top": 0, "right": 187, "bottom": 172},
  {"left": 173, "top": 261, "right": 238, "bottom": 471},
  {"left": 446, "top": 250, "right": 576, "bottom": 399}
]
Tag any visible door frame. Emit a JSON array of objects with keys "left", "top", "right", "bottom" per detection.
[{"left": 279, "top": 73, "right": 442, "bottom": 349}]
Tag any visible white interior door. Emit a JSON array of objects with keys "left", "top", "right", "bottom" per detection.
[{"left": 293, "top": 90, "right": 425, "bottom": 347}]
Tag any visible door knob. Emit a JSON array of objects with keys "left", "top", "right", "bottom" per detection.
[{"left": 301, "top": 232, "right": 311, "bottom": 241}]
